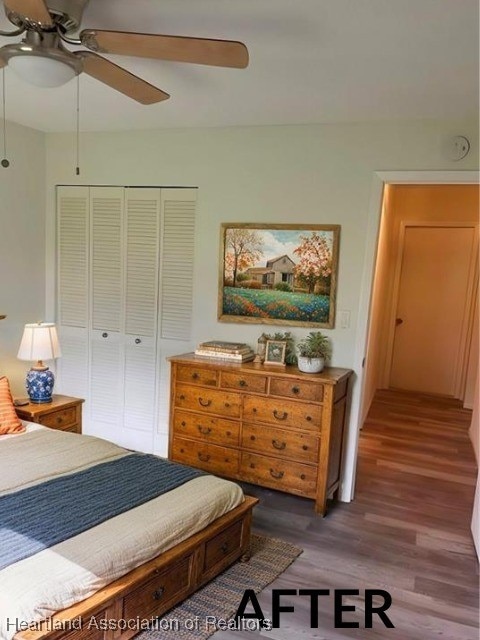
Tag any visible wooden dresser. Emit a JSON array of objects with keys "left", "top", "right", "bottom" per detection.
[{"left": 168, "top": 354, "right": 352, "bottom": 515}]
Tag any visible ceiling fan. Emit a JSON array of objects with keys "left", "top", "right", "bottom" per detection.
[{"left": 0, "top": 0, "right": 249, "bottom": 103}]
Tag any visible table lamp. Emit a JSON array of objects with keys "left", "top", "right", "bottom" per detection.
[{"left": 17, "top": 322, "right": 61, "bottom": 403}]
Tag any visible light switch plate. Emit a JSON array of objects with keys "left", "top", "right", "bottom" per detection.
[{"left": 339, "top": 310, "right": 350, "bottom": 329}]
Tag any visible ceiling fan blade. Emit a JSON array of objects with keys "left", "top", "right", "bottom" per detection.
[
  {"left": 4, "top": 0, "right": 53, "bottom": 25},
  {"left": 80, "top": 30, "right": 249, "bottom": 69},
  {"left": 76, "top": 52, "right": 170, "bottom": 105}
]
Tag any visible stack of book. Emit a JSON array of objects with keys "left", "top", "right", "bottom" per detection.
[{"left": 194, "top": 340, "right": 255, "bottom": 362}]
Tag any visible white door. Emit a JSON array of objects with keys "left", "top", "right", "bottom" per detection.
[{"left": 390, "top": 225, "right": 477, "bottom": 396}]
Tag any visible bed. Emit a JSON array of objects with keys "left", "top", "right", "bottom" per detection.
[{"left": 0, "top": 423, "right": 257, "bottom": 640}]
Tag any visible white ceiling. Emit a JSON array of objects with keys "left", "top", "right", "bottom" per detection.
[{"left": 0, "top": 0, "right": 478, "bottom": 132}]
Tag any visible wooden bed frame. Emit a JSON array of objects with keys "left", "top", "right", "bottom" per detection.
[{"left": 15, "top": 496, "right": 258, "bottom": 640}]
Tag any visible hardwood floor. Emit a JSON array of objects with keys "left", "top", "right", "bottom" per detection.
[{"left": 215, "top": 389, "right": 478, "bottom": 639}]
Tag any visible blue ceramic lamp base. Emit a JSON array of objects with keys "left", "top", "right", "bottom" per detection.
[{"left": 26, "top": 366, "right": 55, "bottom": 403}]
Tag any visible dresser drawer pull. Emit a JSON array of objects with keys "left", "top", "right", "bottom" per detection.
[
  {"left": 198, "top": 425, "right": 212, "bottom": 435},
  {"left": 181, "top": 421, "right": 186, "bottom": 427},
  {"left": 272, "top": 439, "right": 286, "bottom": 450},
  {"left": 179, "top": 394, "right": 185, "bottom": 400},
  {"left": 270, "top": 469, "right": 284, "bottom": 480},
  {"left": 302, "top": 444, "right": 308, "bottom": 450},
  {"left": 224, "top": 402, "right": 231, "bottom": 408},
  {"left": 239, "top": 379, "right": 247, "bottom": 387},
  {"left": 56, "top": 416, "right": 63, "bottom": 425},
  {"left": 192, "top": 372, "right": 199, "bottom": 380},
  {"left": 198, "top": 398, "right": 212, "bottom": 407},
  {"left": 135, "top": 338, "right": 141, "bottom": 344},
  {"left": 102, "top": 332, "right": 108, "bottom": 338},
  {"left": 292, "top": 386, "right": 300, "bottom": 394},
  {"left": 273, "top": 409, "right": 288, "bottom": 421},
  {"left": 306, "top": 416, "right": 312, "bottom": 422},
  {"left": 221, "top": 543, "right": 229, "bottom": 554},
  {"left": 198, "top": 452, "right": 211, "bottom": 462},
  {"left": 152, "top": 587, "right": 165, "bottom": 601},
  {"left": 300, "top": 474, "right": 306, "bottom": 480}
]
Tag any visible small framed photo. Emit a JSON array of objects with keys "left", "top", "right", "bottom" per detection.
[{"left": 264, "top": 340, "right": 287, "bottom": 366}]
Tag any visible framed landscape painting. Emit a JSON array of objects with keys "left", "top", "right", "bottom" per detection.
[{"left": 218, "top": 223, "right": 340, "bottom": 328}]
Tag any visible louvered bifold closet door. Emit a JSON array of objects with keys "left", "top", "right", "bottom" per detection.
[
  {"left": 89, "top": 187, "right": 125, "bottom": 439},
  {"left": 154, "top": 188, "right": 197, "bottom": 456},
  {"left": 160, "top": 189, "right": 196, "bottom": 340},
  {"left": 56, "top": 186, "right": 89, "bottom": 400},
  {"left": 122, "top": 189, "right": 160, "bottom": 450}
]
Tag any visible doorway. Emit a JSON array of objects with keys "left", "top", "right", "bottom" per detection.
[
  {"left": 340, "top": 172, "right": 478, "bottom": 505},
  {"left": 362, "top": 183, "right": 479, "bottom": 416}
]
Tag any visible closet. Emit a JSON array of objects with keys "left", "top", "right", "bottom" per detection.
[{"left": 56, "top": 186, "right": 196, "bottom": 452}]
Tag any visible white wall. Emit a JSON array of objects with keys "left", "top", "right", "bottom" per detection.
[
  {"left": 45, "top": 118, "right": 479, "bottom": 498},
  {"left": 0, "top": 121, "right": 46, "bottom": 395}
]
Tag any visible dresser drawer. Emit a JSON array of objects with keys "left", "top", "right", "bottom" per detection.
[
  {"left": 176, "top": 364, "right": 218, "bottom": 387},
  {"left": 221, "top": 371, "right": 267, "bottom": 394},
  {"left": 242, "top": 423, "right": 319, "bottom": 464},
  {"left": 240, "top": 452, "right": 317, "bottom": 498},
  {"left": 123, "top": 556, "right": 191, "bottom": 621},
  {"left": 172, "top": 437, "right": 239, "bottom": 476},
  {"left": 204, "top": 521, "right": 243, "bottom": 574},
  {"left": 270, "top": 377, "right": 324, "bottom": 402},
  {"left": 243, "top": 396, "right": 322, "bottom": 431},
  {"left": 175, "top": 384, "right": 241, "bottom": 418},
  {"left": 40, "top": 406, "right": 77, "bottom": 430},
  {"left": 174, "top": 410, "right": 240, "bottom": 446},
  {"left": 62, "top": 613, "right": 106, "bottom": 640}
]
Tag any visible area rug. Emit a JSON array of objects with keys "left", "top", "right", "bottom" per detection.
[{"left": 138, "top": 534, "right": 302, "bottom": 639}]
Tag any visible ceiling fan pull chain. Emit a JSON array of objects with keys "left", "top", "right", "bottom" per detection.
[
  {"left": 1, "top": 69, "right": 9, "bottom": 169},
  {"left": 75, "top": 74, "right": 80, "bottom": 176}
]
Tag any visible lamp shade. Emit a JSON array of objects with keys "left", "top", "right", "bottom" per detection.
[{"left": 17, "top": 323, "right": 61, "bottom": 362}]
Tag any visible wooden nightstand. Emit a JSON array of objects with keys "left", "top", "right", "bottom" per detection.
[{"left": 14, "top": 395, "right": 84, "bottom": 434}]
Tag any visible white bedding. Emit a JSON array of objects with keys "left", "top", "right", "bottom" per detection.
[{"left": 0, "top": 425, "right": 244, "bottom": 640}]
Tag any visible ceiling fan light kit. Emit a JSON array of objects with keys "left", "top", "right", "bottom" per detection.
[{"left": 0, "top": 0, "right": 249, "bottom": 101}]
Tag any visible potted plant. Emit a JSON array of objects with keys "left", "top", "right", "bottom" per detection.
[{"left": 296, "top": 331, "right": 331, "bottom": 373}]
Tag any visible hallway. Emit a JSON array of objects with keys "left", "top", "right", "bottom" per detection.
[{"left": 239, "top": 388, "right": 479, "bottom": 640}]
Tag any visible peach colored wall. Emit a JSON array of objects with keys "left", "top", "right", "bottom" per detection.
[
  {"left": 470, "top": 380, "right": 479, "bottom": 558},
  {"left": 377, "top": 185, "right": 478, "bottom": 392},
  {"left": 464, "top": 297, "right": 478, "bottom": 409},
  {"left": 361, "top": 184, "right": 478, "bottom": 423},
  {"left": 361, "top": 185, "right": 393, "bottom": 422}
]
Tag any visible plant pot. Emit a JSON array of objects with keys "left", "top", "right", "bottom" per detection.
[{"left": 297, "top": 356, "right": 325, "bottom": 374}]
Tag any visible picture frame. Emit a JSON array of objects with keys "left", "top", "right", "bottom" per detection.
[
  {"left": 264, "top": 340, "right": 287, "bottom": 366},
  {"left": 218, "top": 223, "right": 340, "bottom": 328}
]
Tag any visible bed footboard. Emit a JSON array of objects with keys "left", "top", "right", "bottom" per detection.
[{"left": 14, "top": 496, "right": 258, "bottom": 640}]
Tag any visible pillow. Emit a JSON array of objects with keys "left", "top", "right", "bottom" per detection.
[{"left": 0, "top": 377, "right": 25, "bottom": 435}]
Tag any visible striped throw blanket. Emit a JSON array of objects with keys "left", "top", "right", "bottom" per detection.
[{"left": 0, "top": 453, "right": 204, "bottom": 570}]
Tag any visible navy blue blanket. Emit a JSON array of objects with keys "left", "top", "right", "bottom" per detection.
[{"left": 0, "top": 454, "right": 204, "bottom": 571}]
